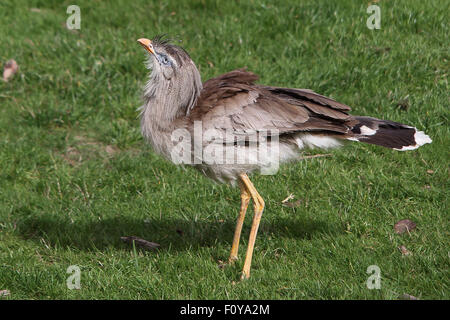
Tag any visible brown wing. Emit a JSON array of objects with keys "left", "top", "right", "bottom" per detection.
[{"left": 189, "top": 69, "right": 356, "bottom": 139}]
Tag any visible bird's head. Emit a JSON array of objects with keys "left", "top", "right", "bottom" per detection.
[{"left": 137, "top": 36, "right": 202, "bottom": 119}]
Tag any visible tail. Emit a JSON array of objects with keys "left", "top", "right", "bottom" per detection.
[{"left": 346, "top": 116, "right": 432, "bottom": 151}]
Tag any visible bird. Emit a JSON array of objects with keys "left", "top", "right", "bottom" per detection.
[{"left": 136, "top": 36, "right": 432, "bottom": 280}]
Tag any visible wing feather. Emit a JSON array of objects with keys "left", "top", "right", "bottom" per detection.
[{"left": 190, "top": 69, "right": 355, "bottom": 142}]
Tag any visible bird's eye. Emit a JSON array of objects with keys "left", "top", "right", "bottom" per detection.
[{"left": 161, "top": 55, "right": 170, "bottom": 65}]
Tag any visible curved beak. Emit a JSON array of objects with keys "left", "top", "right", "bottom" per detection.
[{"left": 137, "top": 38, "right": 155, "bottom": 56}]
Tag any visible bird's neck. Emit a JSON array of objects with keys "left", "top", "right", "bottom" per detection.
[
  {"left": 140, "top": 94, "right": 181, "bottom": 152},
  {"left": 139, "top": 69, "right": 202, "bottom": 156},
  {"left": 141, "top": 68, "right": 202, "bottom": 123},
  {"left": 139, "top": 96, "right": 180, "bottom": 159}
]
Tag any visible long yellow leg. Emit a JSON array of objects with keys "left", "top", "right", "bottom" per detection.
[
  {"left": 239, "top": 173, "right": 265, "bottom": 280},
  {"left": 229, "top": 182, "right": 251, "bottom": 263}
]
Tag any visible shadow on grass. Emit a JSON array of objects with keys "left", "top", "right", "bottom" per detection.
[{"left": 14, "top": 213, "right": 344, "bottom": 253}]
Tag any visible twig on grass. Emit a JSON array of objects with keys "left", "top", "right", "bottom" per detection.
[{"left": 120, "top": 236, "right": 160, "bottom": 251}]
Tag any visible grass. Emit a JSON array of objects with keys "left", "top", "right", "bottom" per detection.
[{"left": 0, "top": 0, "right": 448, "bottom": 299}]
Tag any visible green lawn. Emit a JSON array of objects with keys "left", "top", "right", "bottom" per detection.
[{"left": 0, "top": 0, "right": 448, "bottom": 299}]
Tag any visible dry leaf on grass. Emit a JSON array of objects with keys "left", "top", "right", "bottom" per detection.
[
  {"left": 282, "top": 199, "right": 302, "bottom": 208},
  {"left": 394, "top": 219, "right": 417, "bottom": 234},
  {"left": 398, "top": 293, "right": 419, "bottom": 300},
  {"left": 281, "top": 194, "right": 295, "bottom": 203},
  {"left": 398, "top": 245, "right": 412, "bottom": 256},
  {"left": 0, "top": 289, "right": 10, "bottom": 297},
  {"left": 3, "top": 59, "right": 19, "bottom": 82},
  {"left": 281, "top": 194, "right": 302, "bottom": 208}
]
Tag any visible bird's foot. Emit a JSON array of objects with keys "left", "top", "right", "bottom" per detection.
[
  {"left": 228, "top": 255, "right": 238, "bottom": 265},
  {"left": 217, "top": 258, "right": 234, "bottom": 269},
  {"left": 240, "top": 270, "right": 250, "bottom": 281},
  {"left": 218, "top": 256, "right": 238, "bottom": 269}
]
